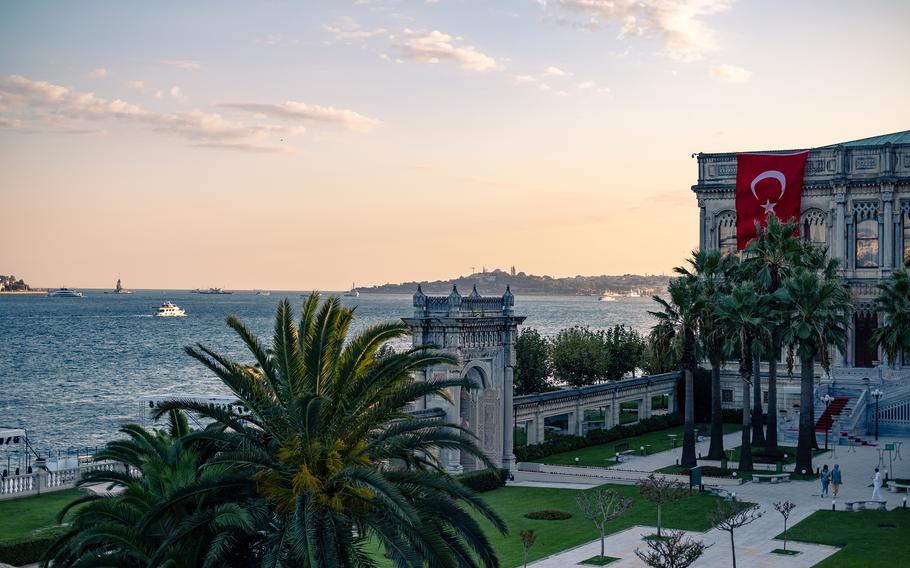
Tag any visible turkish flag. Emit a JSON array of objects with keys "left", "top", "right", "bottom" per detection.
[{"left": 735, "top": 151, "right": 809, "bottom": 250}]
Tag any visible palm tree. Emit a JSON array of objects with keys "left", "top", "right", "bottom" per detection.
[
  {"left": 715, "top": 281, "right": 772, "bottom": 472},
  {"left": 157, "top": 295, "right": 507, "bottom": 567},
  {"left": 742, "top": 216, "right": 805, "bottom": 451},
  {"left": 44, "top": 410, "right": 263, "bottom": 567},
  {"left": 651, "top": 277, "right": 700, "bottom": 469},
  {"left": 776, "top": 268, "right": 852, "bottom": 475},
  {"left": 676, "top": 249, "right": 736, "bottom": 460},
  {"left": 871, "top": 267, "right": 910, "bottom": 366}
]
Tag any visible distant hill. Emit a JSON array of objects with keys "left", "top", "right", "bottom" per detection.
[{"left": 360, "top": 269, "right": 671, "bottom": 297}]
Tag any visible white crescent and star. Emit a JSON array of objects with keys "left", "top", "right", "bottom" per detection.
[{"left": 750, "top": 169, "right": 787, "bottom": 216}]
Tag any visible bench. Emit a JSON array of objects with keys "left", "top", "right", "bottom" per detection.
[
  {"left": 887, "top": 481, "right": 910, "bottom": 493},
  {"left": 752, "top": 473, "right": 790, "bottom": 484},
  {"left": 614, "top": 443, "right": 635, "bottom": 462},
  {"left": 844, "top": 500, "right": 887, "bottom": 512}
]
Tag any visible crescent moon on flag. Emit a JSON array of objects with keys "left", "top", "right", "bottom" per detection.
[{"left": 750, "top": 170, "right": 786, "bottom": 202}]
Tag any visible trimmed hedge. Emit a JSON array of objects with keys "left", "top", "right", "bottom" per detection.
[
  {"left": 0, "top": 527, "right": 66, "bottom": 566},
  {"left": 456, "top": 468, "right": 508, "bottom": 493},
  {"left": 524, "top": 509, "right": 572, "bottom": 520},
  {"left": 515, "top": 412, "right": 684, "bottom": 463}
]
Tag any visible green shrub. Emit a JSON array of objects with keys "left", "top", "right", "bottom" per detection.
[
  {"left": 0, "top": 527, "right": 67, "bottom": 566},
  {"left": 456, "top": 468, "right": 508, "bottom": 493},
  {"left": 523, "top": 509, "right": 572, "bottom": 520}
]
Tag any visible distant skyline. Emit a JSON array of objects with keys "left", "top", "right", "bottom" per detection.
[{"left": 2, "top": 1, "right": 909, "bottom": 289}]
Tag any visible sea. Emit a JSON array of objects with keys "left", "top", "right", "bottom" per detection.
[{"left": 0, "top": 291, "right": 656, "bottom": 463}]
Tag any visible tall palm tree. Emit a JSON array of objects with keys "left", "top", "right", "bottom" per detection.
[
  {"left": 742, "top": 216, "right": 805, "bottom": 451},
  {"left": 715, "top": 281, "right": 772, "bottom": 472},
  {"left": 651, "top": 277, "right": 700, "bottom": 469},
  {"left": 676, "top": 249, "right": 737, "bottom": 460},
  {"left": 776, "top": 268, "right": 852, "bottom": 475},
  {"left": 157, "top": 295, "right": 507, "bottom": 568},
  {"left": 44, "top": 410, "right": 263, "bottom": 567},
  {"left": 871, "top": 267, "right": 910, "bottom": 366}
]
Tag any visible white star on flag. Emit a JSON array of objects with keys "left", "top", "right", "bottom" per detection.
[{"left": 760, "top": 200, "right": 776, "bottom": 216}]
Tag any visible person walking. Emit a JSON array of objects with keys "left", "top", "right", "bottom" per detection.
[
  {"left": 820, "top": 464, "right": 830, "bottom": 498},
  {"left": 871, "top": 467, "right": 884, "bottom": 500},
  {"left": 831, "top": 464, "right": 842, "bottom": 497}
]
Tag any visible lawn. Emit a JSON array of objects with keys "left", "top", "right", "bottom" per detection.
[
  {"left": 542, "top": 423, "right": 741, "bottom": 467},
  {"left": 372, "top": 484, "right": 737, "bottom": 567},
  {"left": 0, "top": 489, "right": 83, "bottom": 540},
  {"left": 782, "top": 509, "right": 910, "bottom": 567}
]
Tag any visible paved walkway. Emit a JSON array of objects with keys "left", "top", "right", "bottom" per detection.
[{"left": 524, "top": 433, "right": 910, "bottom": 568}]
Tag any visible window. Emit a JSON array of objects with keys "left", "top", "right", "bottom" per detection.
[
  {"left": 717, "top": 213, "right": 737, "bottom": 256},
  {"left": 903, "top": 209, "right": 910, "bottom": 266},
  {"left": 802, "top": 210, "right": 827, "bottom": 248},
  {"left": 763, "top": 391, "right": 769, "bottom": 404},
  {"left": 722, "top": 389, "right": 733, "bottom": 403},
  {"left": 855, "top": 219, "right": 879, "bottom": 268}
]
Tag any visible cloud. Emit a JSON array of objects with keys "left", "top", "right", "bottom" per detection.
[
  {"left": 0, "top": 74, "right": 297, "bottom": 152},
  {"left": 544, "top": 66, "right": 571, "bottom": 77},
  {"left": 402, "top": 30, "right": 498, "bottom": 71},
  {"left": 221, "top": 102, "right": 381, "bottom": 132},
  {"left": 323, "top": 21, "right": 388, "bottom": 41},
  {"left": 554, "top": 0, "right": 732, "bottom": 62},
  {"left": 510, "top": 74, "right": 538, "bottom": 84},
  {"left": 89, "top": 68, "right": 109, "bottom": 78},
  {"left": 160, "top": 59, "right": 202, "bottom": 70},
  {"left": 169, "top": 86, "right": 186, "bottom": 100},
  {"left": 125, "top": 80, "right": 145, "bottom": 89},
  {"left": 577, "top": 80, "right": 610, "bottom": 93},
  {"left": 711, "top": 63, "right": 751, "bottom": 83}
]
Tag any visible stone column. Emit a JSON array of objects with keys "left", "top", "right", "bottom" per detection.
[
  {"left": 698, "top": 199, "right": 707, "bottom": 251},
  {"left": 447, "top": 384, "right": 463, "bottom": 473},
  {"left": 883, "top": 190, "right": 893, "bottom": 268},
  {"left": 502, "top": 359, "right": 515, "bottom": 470},
  {"left": 834, "top": 191, "right": 847, "bottom": 261}
]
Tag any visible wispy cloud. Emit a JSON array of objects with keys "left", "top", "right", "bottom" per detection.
[
  {"left": 0, "top": 74, "right": 295, "bottom": 152},
  {"left": 88, "top": 67, "right": 109, "bottom": 78},
  {"left": 544, "top": 66, "right": 571, "bottom": 77},
  {"left": 169, "top": 86, "right": 186, "bottom": 100},
  {"left": 553, "top": 0, "right": 733, "bottom": 62},
  {"left": 577, "top": 80, "right": 610, "bottom": 93},
  {"left": 402, "top": 30, "right": 498, "bottom": 71},
  {"left": 125, "top": 80, "right": 145, "bottom": 89},
  {"left": 711, "top": 63, "right": 751, "bottom": 83},
  {"left": 160, "top": 59, "right": 202, "bottom": 70},
  {"left": 221, "top": 101, "right": 381, "bottom": 132},
  {"left": 323, "top": 20, "right": 388, "bottom": 41}
]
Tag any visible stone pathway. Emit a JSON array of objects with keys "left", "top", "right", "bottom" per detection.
[{"left": 523, "top": 434, "right": 910, "bottom": 567}]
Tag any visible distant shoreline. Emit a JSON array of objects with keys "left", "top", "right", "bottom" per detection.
[{"left": 0, "top": 290, "right": 47, "bottom": 295}]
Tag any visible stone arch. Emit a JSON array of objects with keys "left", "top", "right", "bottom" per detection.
[
  {"left": 716, "top": 210, "right": 737, "bottom": 254},
  {"left": 801, "top": 208, "right": 828, "bottom": 247}
]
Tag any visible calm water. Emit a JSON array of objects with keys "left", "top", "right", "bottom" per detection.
[{"left": 0, "top": 291, "right": 656, "bottom": 456}]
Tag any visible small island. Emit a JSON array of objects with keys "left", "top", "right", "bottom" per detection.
[
  {"left": 0, "top": 274, "right": 45, "bottom": 294},
  {"left": 359, "top": 268, "right": 670, "bottom": 297}
]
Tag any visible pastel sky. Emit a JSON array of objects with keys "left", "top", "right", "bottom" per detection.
[{"left": 2, "top": 0, "right": 909, "bottom": 290}]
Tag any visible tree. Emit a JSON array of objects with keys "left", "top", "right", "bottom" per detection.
[
  {"left": 741, "top": 216, "right": 805, "bottom": 450},
  {"left": 650, "top": 277, "right": 700, "bottom": 468},
  {"left": 644, "top": 319, "right": 677, "bottom": 376},
  {"left": 45, "top": 410, "right": 264, "bottom": 567},
  {"left": 710, "top": 502, "right": 763, "bottom": 568},
  {"left": 776, "top": 268, "right": 851, "bottom": 475},
  {"left": 519, "top": 529, "right": 537, "bottom": 568},
  {"left": 515, "top": 328, "right": 552, "bottom": 395},
  {"left": 603, "top": 325, "right": 646, "bottom": 379},
  {"left": 634, "top": 530, "right": 710, "bottom": 568},
  {"left": 676, "top": 249, "right": 737, "bottom": 460},
  {"left": 638, "top": 474, "right": 688, "bottom": 538},
  {"left": 715, "top": 281, "right": 772, "bottom": 472},
  {"left": 157, "top": 295, "right": 507, "bottom": 568},
  {"left": 550, "top": 326, "right": 609, "bottom": 387},
  {"left": 871, "top": 267, "right": 910, "bottom": 366},
  {"left": 575, "top": 488, "right": 633, "bottom": 560},
  {"left": 773, "top": 500, "right": 796, "bottom": 552}
]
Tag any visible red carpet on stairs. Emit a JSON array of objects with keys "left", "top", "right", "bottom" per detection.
[{"left": 814, "top": 396, "right": 849, "bottom": 432}]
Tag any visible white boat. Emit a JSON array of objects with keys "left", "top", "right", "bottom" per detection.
[
  {"left": 155, "top": 301, "right": 186, "bottom": 317},
  {"left": 256, "top": 290, "right": 271, "bottom": 296},
  {"left": 48, "top": 288, "right": 84, "bottom": 298},
  {"left": 343, "top": 283, "right": 359, "bottom": 298},
  {"left": 104, "top": 277, "right": 133, "bottom": 294},
  {"left": 628, "top": 289, "right": 641, "bottom": 298},
  {"left": 598, "top": 292, "right": 617, "bottom": 302},
  {"left": 193, "top": 287, "right": 232, "bottom": 295}
]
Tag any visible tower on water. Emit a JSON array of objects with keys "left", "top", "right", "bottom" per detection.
[{"left": 403, "top": 285, "right": 525, "bottom": 472}]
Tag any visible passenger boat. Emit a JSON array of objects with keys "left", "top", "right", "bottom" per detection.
[
  {"left": 155, "top": 301, "right": 186, "bottom": 317},
  {"left": 343, "top": 283, "right": 359, "bottom": 298},
  {"left": 48, "top": 288, "right": 84, "bottom": 298},
  {"left": 193, "top": 287, "right": 232, "bottom": 295},
  {"left": 598, "top": 292, "right": 617, "bottom": 302}
]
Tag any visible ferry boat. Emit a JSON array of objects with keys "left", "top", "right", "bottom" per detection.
[
  {"left": 193, "top": 287, "right": 232, "bottom": 295},
  {"left": 48, "top": 288, "right": 84, "bottom": 298},
  {"left": 343, "top": 283, "right": 359, "bottom": 298},
  {"left": 255, "top": 290, "right": 271, "bottom": 296},
  {"left": 104, "top": 277, "right": 133, "bottom": 294},
  {"left": 598, "top": 292, "right": 617, "bottom": 302},
  {"left": 155, "top": 301, "right": 186, "bottom": 317}
]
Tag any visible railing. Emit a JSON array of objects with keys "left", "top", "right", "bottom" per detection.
[
  {"left": 842, "top": 389, "right": 868, "bottom": 435},
  {"left": 0, "top": 460, "right": 126, "bottom": 500}
]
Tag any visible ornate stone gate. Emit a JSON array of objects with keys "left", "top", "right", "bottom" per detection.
[{"left": 403, "top": 285, "right": 525, "bottom": 472}]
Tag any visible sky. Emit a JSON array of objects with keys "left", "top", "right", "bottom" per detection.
[{"left": 1, "top": 0, "right": 909, "bottom": 290}]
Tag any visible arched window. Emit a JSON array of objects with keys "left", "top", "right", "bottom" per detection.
[
  {"left": 853, "top": 202, "right": 879, "bottom": 269},
  {"left": 716, "top": 211, "right": 737, "bottom": 256},
  {"left": 801, "top": 209, "right": 827, "bottom": 248}
]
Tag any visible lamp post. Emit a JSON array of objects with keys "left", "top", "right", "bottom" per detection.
[
  {"left": 871, "top": 389, "right": 883, "bottom": 441},
  {"left": 821, "top": 394, "right": 834, "bottom": 450}
]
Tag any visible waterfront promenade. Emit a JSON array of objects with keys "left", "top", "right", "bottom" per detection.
[{"left": 518, "top": 435, "right": 910, "bottom": 567}]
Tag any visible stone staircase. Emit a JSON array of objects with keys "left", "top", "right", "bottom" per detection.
[{"left": 814, "top": 396, "right": 850, "bottom": 434}]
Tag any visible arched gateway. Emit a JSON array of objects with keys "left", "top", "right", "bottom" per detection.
[{"left": 403, "top": 285, "right": 525, "bottom": 472}]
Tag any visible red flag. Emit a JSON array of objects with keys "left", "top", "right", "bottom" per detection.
[{"left": 735, "top": 151, "right": 809, "bottom": 250}]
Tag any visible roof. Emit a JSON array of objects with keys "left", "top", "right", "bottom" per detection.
[{"left": 823, "top": 130, "right": 910, "bottom": 148}]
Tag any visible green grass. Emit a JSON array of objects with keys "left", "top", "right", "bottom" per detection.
[
  {"left": 0, "top": 489, "right": 83, "bottom": 540},
  {"left": 580, "top": 555, "right": 620, "bottom": 565},
  {"left": 782, "top": 509, "right": 910, "bottom": 567},
  {"left": 403, "top": 484, "right": 736, "bottom": 567},
  {"left": 542, "top": 424, "right": 741, "bottom": 466}
]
